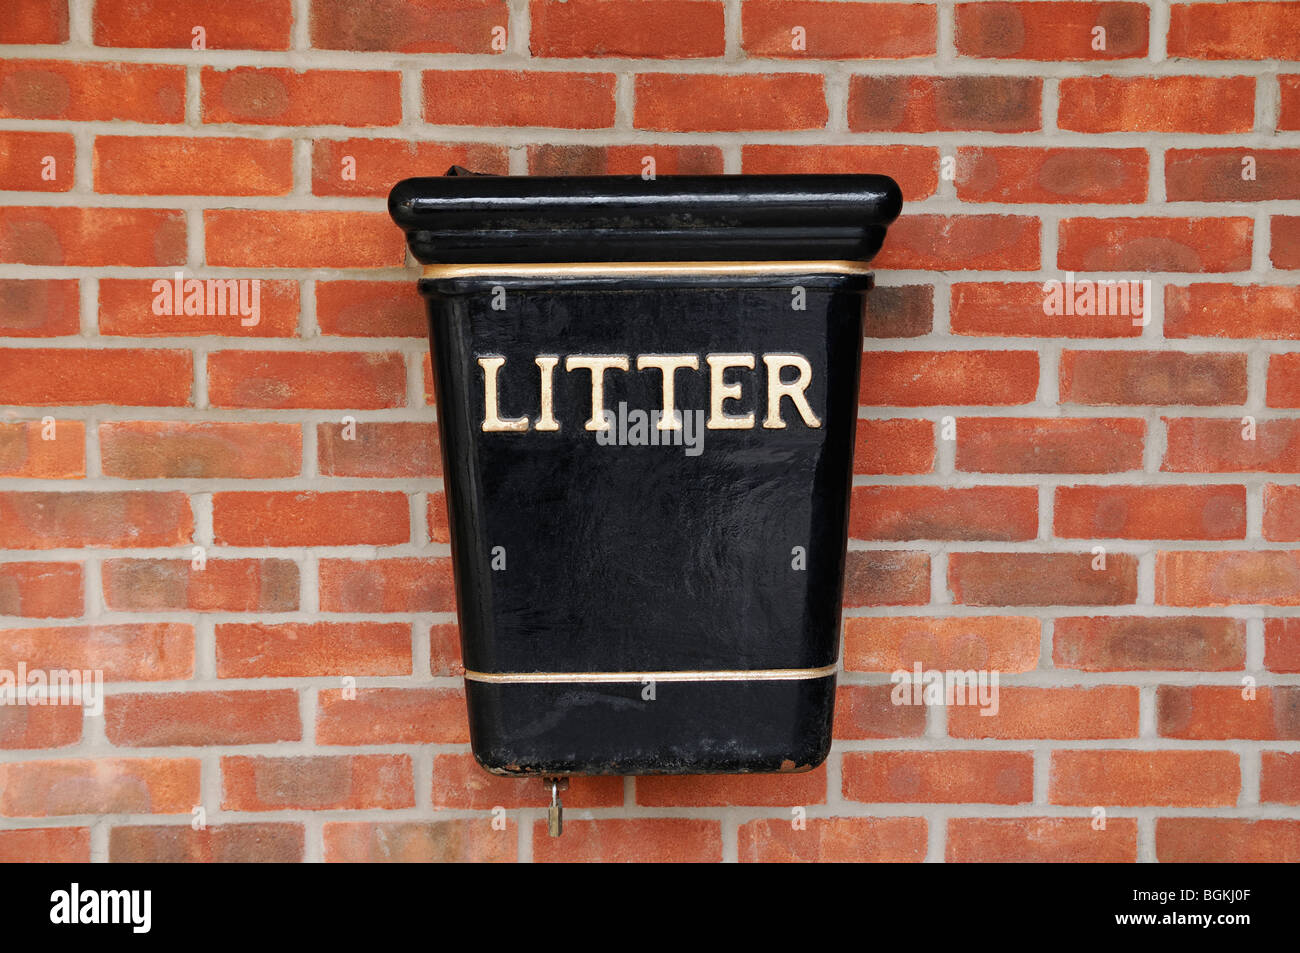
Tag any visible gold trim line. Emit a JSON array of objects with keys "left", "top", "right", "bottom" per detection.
[
  {"left": 422, "top": 260, "right": 873, "bottom": 279},
  {"left": 463, "top": 664, "right": 838, "bottom": 684}
]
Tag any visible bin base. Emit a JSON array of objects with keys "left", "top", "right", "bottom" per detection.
[{"left": 464, "top": 675, "right": 836, "bottom": 776}]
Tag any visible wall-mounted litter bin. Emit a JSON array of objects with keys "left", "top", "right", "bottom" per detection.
[{"left": 390, "top": 171, "right": 901, "bottom": 780}]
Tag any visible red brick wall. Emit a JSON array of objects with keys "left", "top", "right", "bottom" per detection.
[{"left": 1, "top": 0, "right": 1298, "bottom": 863}]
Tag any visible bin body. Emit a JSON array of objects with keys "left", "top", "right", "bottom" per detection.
[{"left": 391, "top": 174, "right": 901, "bottom": 776}]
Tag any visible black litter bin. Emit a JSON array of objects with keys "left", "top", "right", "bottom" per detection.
[{"left": 390, "top": 171, "right": 901, "bottom": 779}]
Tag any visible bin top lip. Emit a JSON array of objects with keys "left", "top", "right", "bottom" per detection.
[{"left": 388, "top": 171, "right": 903, "bottom": 267}]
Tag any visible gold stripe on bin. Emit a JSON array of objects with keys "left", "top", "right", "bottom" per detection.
[
  {"left": 462, "top": 663, "right": 838, "bottom": 684},
  {"left": 421, "top": 260, "right": 874, "bottom": 280}
]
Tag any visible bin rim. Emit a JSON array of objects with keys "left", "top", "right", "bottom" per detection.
[{"left": 389, "top": 171, "right": 903, "bottom": 266}]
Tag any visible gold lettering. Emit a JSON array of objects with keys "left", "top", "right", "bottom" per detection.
[
  {"left": 535, "top": 355, "right": 560, "bottom": 431},
  {"left": 706, "top": 354, "right": 755, "bottom": 430},
  {"left": 635, "top": 354, "right": 699, "bottom": 430},
  {"left": 763, "top": 353, "right": 821, "bottom": 429},
  {"left": 565, "top": 355, "right": 629, "bottom": 431},
  {"left": 478, "top": 356, "right": 529, "bottom": 432}
]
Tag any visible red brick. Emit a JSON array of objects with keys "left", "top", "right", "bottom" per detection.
[
  {"left": 0, "top": 623, "right": 192, "bottom": 681},
  {"left": 741, "top": 145, "right": 937, "bottom": 202},
  {"left": 0, "top": 562, "right": 82, "bottom": 618},
  {"left": 0, "top": 828, "right": 89, "bottom": 863},
  {"left": 213, "top": 491, "right": 409, "bottom": 547},
  {"left": 738, "top": 817, "right": 927, "bottom": 862},
  {"left": 0, "top": 758, "right": 200, "bottom": 816},
  {"left": 528, "top": 143, "right": 724, "bottom": 176},
  {"left": 207, "top": 350, "right": 405, "bottom": 409},
  {"left": 949, "top": 686, "right": 1140, "bottom": 739},
  {"left": 1284, "top": 77, "right": 1300, "bottom": 131},
  {"left": 850, "top": 485, "right": 1037, "bottom": 541},
  {"left": 216, "top": 622, "right": 411, "bottom": 678},
  {"left": 95, "top": 135, "right": 291, "bottom": 196},
  {"left": 947, "top": 817, "right": 1137, "bottom": 862},
  {"left": 222, "top": 755, "right": 413, "bottom": 811},
  {"left": 1158, "top": 818, "right": 1300, "bottom": 862},
  {"left": 1159, "top": 686, "right": 1300, "bottom": 740},
  {"left": 950, "top": 552, "right": 1139, "bottom": 606},
  {"left": 0, "top": 420, "right": 84, "bottom": 479},
  {"left": 432, "top": 753, "right": 623, "bottom": 809},
  {"left": 100, "top": 421, "right": 301, "bottom": 479},
  {"left": 0, "top": 279, "right": 79, "bottom": 337},
  {"left": 533, "top": 0, "right": 723, "bottom": 57},
  {"left": 957, "top": 417, "right": 1144, "bottom": 473},
  {"left": 425, "top": 70, "right": 615, "bottom": 128},
  {"left": 1167, "top": 284, "right": 1300, "bottom": 339},
  {"left": 1055, "top": 484, "right": 1247, "bottom": 540},
  {"left": 833, "top": 684, "right": 928, "bottom": 739},
  {"left": 94, "top": 0, "right": 291, "bottom": 49},
  {"left": 636, "top": 767, "right": 827, "bottom": 806},
  {"left": 635, "top": 73, "right": 826, "bottom": 131},
  {"left": 0, "top": 0, "right": 68, "bottom": 43},
  {"left": 950, "top": 282, "right": 1141, "bottom": 338},
  {"left": 315, "top": 280, "right": 424, "bottom": 337},
  {"left": 1054, "top": 616, "right": 1246, "bottom": 671},
  {"left": 844, "top": 616, "right": 1041, "bottom": 673},
  {"left": 311, "top": 0, "right": 508, "bottom": 53},
  {"left": 201, "top": 67, "right": 400, "bottom": 126},
  {"left": 99, "top": 278, "right": 299, "bottom": 337},
  {"left": 860, "top": 350, "right": 1038, "bottom": 406},
  {"left": 1169, "top": 2, "right": 1300, "bottom": 60},
  {"left": 323, "top": 820, "right": 515, "bottom": 862},
  {"left": 318, "top": 422, "right": 437, "bottom": 478},
  {"left": 873, "top": 214, "right": 1040, "bottom": 271},
  {"left": 0, "top": 131, "right": 73, "bottom": 192},
  {"left": 1164, "top": 417, "right": 1300, "bottom": 473},
  {"left": 861, "top": 285, "right": 934, "bottom": 337},
  {"left": 429, "top": 622, "right": 464, "bottom": 677},
  {"left": 1262, "top": 752, "right": 1300, "bottom": 804},
  {"left": 843, "top": 751, "right": 1033, "bottom": 803},
  {"left": 1157, "top": 551, "right": 1300, "bottom": 606},
  {"left": 1059, "top": 216, "right": 1252, "bottom": 272},
  {"left": 848, "top": 75, "right": 1041, "bottom": 132},
  {"left": 1266, "top": 618, "right": 1300, "bottom": 672},
  {"left": 957, "top": 146, "right": 1146, "bottom": 203},
  {"left": 1058, "top": 76, "right": 1254, "bottom": 133},
  {"left": 427, "top": 490, "right": 450, "bottom": 544},
  {"left": 956, "top": 2, "right": 1148, "bottom": 60},
  {"left": 0, "top": 60, "right": 184, "bottom": 123},
  {"left": 317, "top": 688, "right": 467, "bottom": 745},
  {"left": 0, "top": 207, "right": 185, "bottom": 267},
  {"left": 1167, "top": 149, "right": 1300, "bottom": 202},
  {"left": 102, "top": 558, "right": 299, "bottom": 613},
  {"left": 0, "top": 706, "right": 82, "bottom": 749},
  {"left": 105, "top": 691, "right": 301, "bottom": 746},
  {"left": 0, "top": 349, "right": 191, "bottom": 406},
  {"left": 1272, "top": 215, "right": 1300, "bottom": 269},
  {"left": 205, "top": 210, "right": 404, "bottom": 269},
  {"left": 1269, "top": 354, "right": 1300, "bottom": 407},
  {"left": 533, "top": 819, "right": 721, "bottom": 862},
  {"left": 742, "top": 1, "right": 935, "bottom": 59},
  {"left": 1061, "top": 350, "right": 1247, "bottom": 406},
  {"left": 842, "top": 551, "right": 930, "bottom": 607},
  {"left": 0, "top": 492, "right": 192, "bottom": 549},
  {"left": 318, "top": 557, "right": 453, "bottom": 613},
  {"left": 109, "top": 823, "right": 303, "bottom": 862},
  {"left": 1265, "top": 484, "right": 1300, "bottom": 541},
  {"left": 312, "top": 139, "right": 507, "bottom": 197},
  {"left": 1050, "top": 750, "right": 1239, "bottom": 806},
  {"left": 854, "top": 419, "right": 935, "bottom": 475}
]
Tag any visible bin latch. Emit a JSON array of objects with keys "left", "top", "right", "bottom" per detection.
[{"left": 545, "top": 777, "right": 568, "bottom": 837}]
